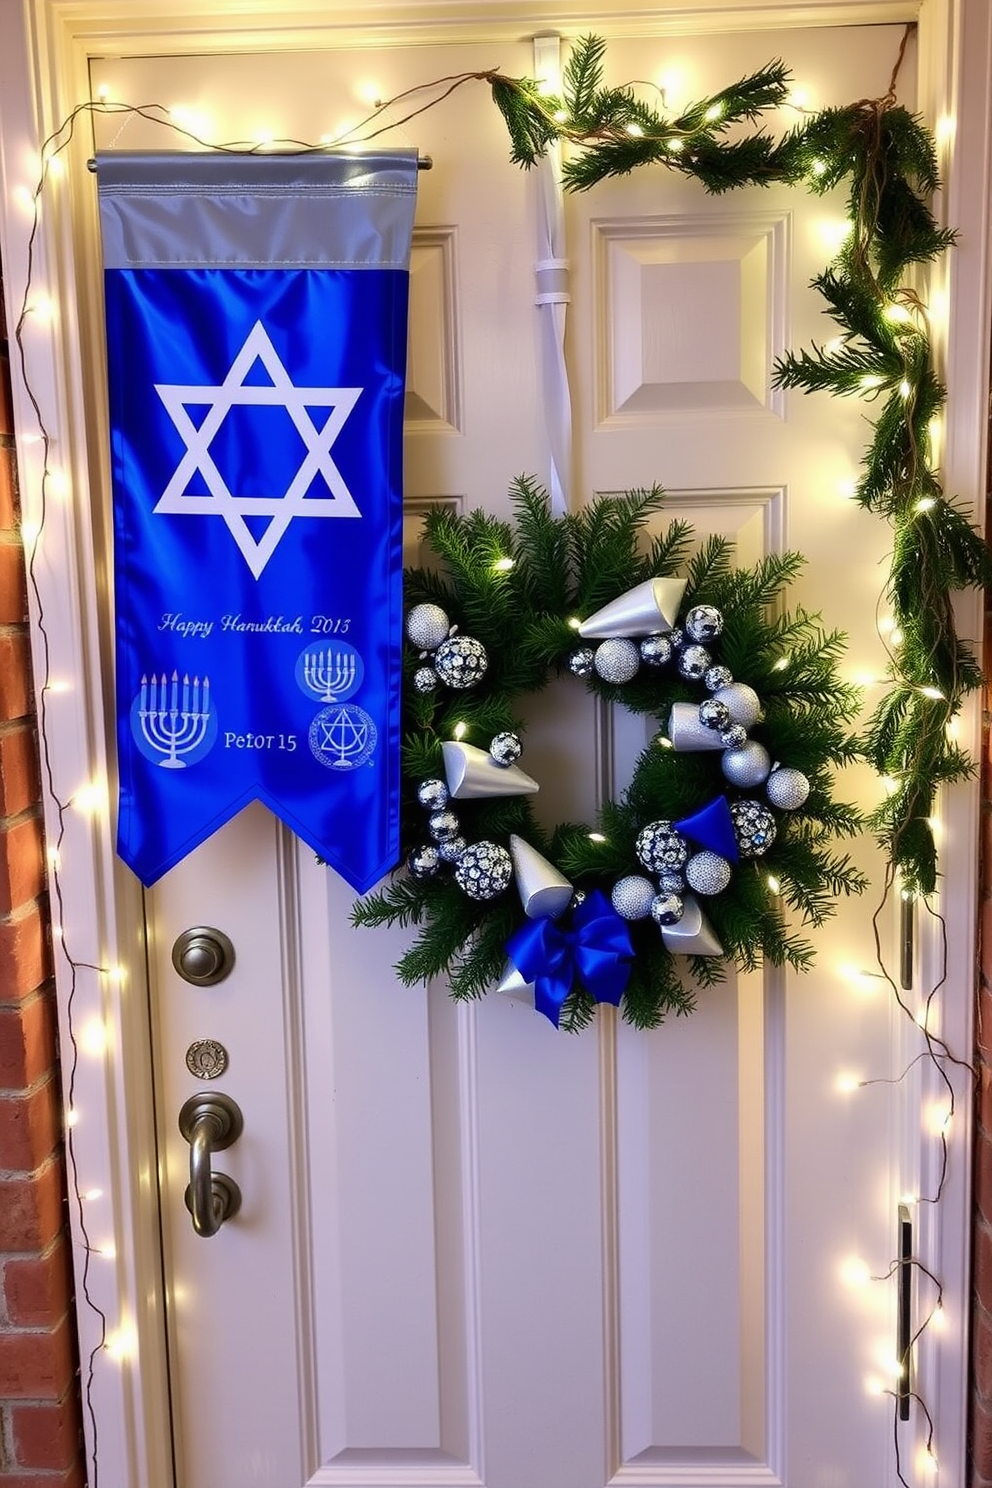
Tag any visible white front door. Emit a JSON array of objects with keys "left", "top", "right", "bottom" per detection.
[{"left": 3, "top": 4, "right": 983, "bottom": 1486}]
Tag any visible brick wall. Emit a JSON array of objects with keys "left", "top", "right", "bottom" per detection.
[{"left": 0, "top": 280, "right": 85, "bottom": 1485}]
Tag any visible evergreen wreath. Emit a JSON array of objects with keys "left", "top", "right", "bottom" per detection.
[{"left": 354, "top": 480, "right": 867, "bottom": 1030}]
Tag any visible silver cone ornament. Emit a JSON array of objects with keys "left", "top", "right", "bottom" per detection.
[
  {"left": 442, "top": 741, "right": 539, "bottom": 800},
  {"left": 667, "top": 702, "right": 727, "bottom": 752},
  {"left": 496, "top": 959, "right": 535, "bottom": 1005},
  {"left": 659, "top": 893, "right": 724, "bottom": 957},
  {"left": 578, "top": 576, "right": 687, "bottom": 640},
  {"left": 509, "top": 835, "right": 573, "bottom": 920}
]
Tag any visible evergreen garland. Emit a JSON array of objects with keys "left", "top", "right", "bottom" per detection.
[
  {"left": 354, "top": 480, "right": 866, "bottom": 1030},
  {"left": 487, "top": 35, "right": 991, "bottom": 896}
]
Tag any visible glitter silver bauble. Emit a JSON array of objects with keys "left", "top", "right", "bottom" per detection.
[
  {"left": 685, "top": 605, "right": 724, "bottom": 643},
  {"left": 730, "top": 800, "right": 777, "bottom": 857},
  {"left": 685, "top": 850, "right": 732, "bottom": 895},
  {"left": 713, "top": 682, "right": 762, "bottom": 729},
  {"left": 650, "top": 892, "right": 685, "bottom": 927},
  {"left": 489, "top": 731, "right": 523, "bottom": 767},
  {"left": 406, "top": 602, "right": 450, "bottom": 652},
  {"left": 677, "top": 644, "right": 712, "bottom": 681},
  {"left": 636, "top": 820, "right": 690, "bottom": 874},
  {"left": 720, "top": 724, "right": 747, "bottom": 749},
  {"left": 428, "top": 809, "right": 461, "bottom": 843},
  {"left": 766, "top": 766, "right": 811, "bottom": 811},
  {"left": 639, "top": 634, "right": 673, "bottom": 668},
  {"left": 454, "top": 840, "right": 513, "bottom": 900},
  {"left": 408, "top": 844, "right": 441, "bottom": 878},
  {"left": 668, "top": 627, "right": 685, "bottom": 650},
  {"left": 657, "top": 870, "right": 686, "bottom": 895},
  {"left": 721, "top": 740, "right": 772, "bottom": 788},
  {"left": 611, "top": 875, "right": 657, "bottom": 921},
  {"left": 594, "top": 638, "right": 641, "bottom": 684},
  {"left": 704, "top": 665, "right": 734, "bottom": 692},
  {"left": 417, "top": 777, "right": 449, "bottom": 811},
  {"left": 438, "top": 835, "right": 468, "bottom": 863},
  {"left": 698, "top": 697, "right": 731, "bottom": 732},
  {"left": 413, "top": 665, "right": 439, "bottom": 694},
  {"left": 433, "top": 634, "right": 488, "bottom": 690},
  {"left": 568, "top": 646, "right": 595, "bottom": 677}
]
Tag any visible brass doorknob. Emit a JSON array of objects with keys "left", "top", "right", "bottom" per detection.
[
  {"left": 171, "top": 926, "right": 235, "bottom": 986},
  {"left": 178, "top": 1092, "right": 243, "bottom": 1237}
]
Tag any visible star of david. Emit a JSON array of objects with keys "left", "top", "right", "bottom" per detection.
[{"left": 153, "top": 321, "right": 363, "bottom": 579}]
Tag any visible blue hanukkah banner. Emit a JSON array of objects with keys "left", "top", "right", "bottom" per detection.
[{"left": 97, "top": 151, "right": 418, "bottom": 889}]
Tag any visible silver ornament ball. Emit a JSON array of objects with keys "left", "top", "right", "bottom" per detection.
[
  {"left": 454, "top": 840, "right": 513, "bottom": 900},
  {"left": 677, "top": 644, "right": 712, "bottom": 681},
  {"left": 489, "top": 731, "right": 523, "bottom": 767},
  {"left": 406, "top": 602, "right": 450, "bottom": 652},
  {"left": 721, "top": 740, "right": 772, "bottom": 789},
  {"left": 417, "top": 777, "right": 449, "bottom": 811},
  {"left": 413, "top": 666, "right": 439, "bottom": 695},
  {"left": 730, "top": 800, "right": 777, "bottom": 858},
  {"left": 611, "top": 875, "right": 657, "bottom": 921},
  {"left": 685, "top": 850, "right": 733, "bottom": 896},
  {"left": 434, "top": 634, "right": 489, "bottom": 690},
  {"left": 408, "top": 844, "right": 441, "bottom": 878},
  {"left": 594, "top": 638, "right": 641, "bottom": 684},
  {"left": 766, "top": 766, "right": 811, "bottom": 811},
  {"left": 668, "top": 627, "right": 685, "bottom": 650},
  {"left": 568, "top": 646, "right": 595, "bottom": 678},
  {"left": 704, "top": 665, "right": 734, "bottom": 693},
  {"left": 650, "top": 892, "right": 685, "bottom": 927},
  {"left": 713, "top": 682, "right": 762, "bottom": 729},
  {"left": 657, "top": 870, "right": 686, "bottom": 895},
  {"left": 636, "top": 820, "right": 690, "bottom": 874},
  {"left": 685, "top": 605, "right": 724, "bottom": 643},
  {"left": 639, "top": 634, "right": 673, "bottom": 668},
  {"left": 438, "top": 835, "right": 468, "bottom": 863},
  {"left": 698, "top": 697, "right": 731, "bottom": 732},
  {"left": 720, "top": 724, "right": 747, "bottom": 749},
  {"left": 428, "top": 809, "right": 461, "bottom": 843}
]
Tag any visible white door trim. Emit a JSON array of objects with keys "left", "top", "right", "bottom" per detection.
[{"left": 0, "top": 2, "right": 988, "bottom": 1484}]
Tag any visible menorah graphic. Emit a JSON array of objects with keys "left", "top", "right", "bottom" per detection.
[
  {"left": 137, "top": 670, "right": 212, "bottom": 769},
  {"left": 301, "top": 646, "right": 358, "bottom": 702}
]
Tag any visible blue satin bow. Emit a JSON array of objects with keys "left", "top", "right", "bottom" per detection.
[{"left": 505, "top": 889, "right": 634, "bottom": 1027}]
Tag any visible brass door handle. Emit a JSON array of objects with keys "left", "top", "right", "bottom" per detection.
[{"left": 178, "top": 1092, "right": 243, "bottom": 1237}]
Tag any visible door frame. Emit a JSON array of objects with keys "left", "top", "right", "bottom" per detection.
[{"left": 0, "top": 1, "right": 989, "bottom": 1483}]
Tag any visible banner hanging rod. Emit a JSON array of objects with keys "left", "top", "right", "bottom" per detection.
[{"left": 87, "top": 154, "right": 433, "bottom": 172}]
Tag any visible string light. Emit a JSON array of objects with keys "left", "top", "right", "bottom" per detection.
[
  {"left": 453, "top": 721, "right": 468, "bottom": 740},
  {"left": 587, "top": 832, "right": 607, "bottom": 843},
  {"left": 492, "top": 556, "right": 515, "bottom": 572},
  {"left": 79, "top": 1018, "right": 108, "bottom": 1057},
  {"left": 83, "top": 1188, "right": 104, "bottom": 1202}
]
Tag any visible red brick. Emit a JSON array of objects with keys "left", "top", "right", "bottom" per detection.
[
  {"left": 0, "top": 992, "right": 55, "bottom": 1090},
  {"left": 0, "top": 1077, "right": 61, "bottom": 1170},
  {"left": 0, "top": 904, "right": 52, "bottom": 1003},
  {"left": 0, "top": 816, "right": 45, "bottom": 916},
  {"left": 0, "top": 353, "right": 12, "bottom": 440},
  {"left": 979, "top": 984, "right": 992, "bottom": 1059},
  {"left": 0, "top": 727, "right": 39, "bottom": 818},
  {"left": 976, "top": 1130, "right": 992, "bottom": 1233},
  {"left": 974, "top": 1393, "right": 992, "bottom": 1481},
  {"left": 977, "top": 1219, "right": 992, "bottom": 1315},
  {"left": 3, "top": 1235, "right": 73, "bottom": 1328},
  {"left": 0, "top": 1160, "right": 64, "bottom": 1251},
  {"left": 0, "top": 632, "right": 32, "bottom": 721},
  {"left": 0, "top": 1312, "right": 74, "bottom": 1398},
  {"left": 0, "top": 448, "right": 17, "bottom": 531},
  {"left": 0, "top": 1467, "right": 86, "bottom": 1488},
  {"left": 977, "top": 1302, "right": 992, "bottom": 1403},
  {"left": 11, "top": 1395, "right": 81, "bottom": 1471},
  {"left": 0, "top": 539, "right": 26, "bottom": 623}
]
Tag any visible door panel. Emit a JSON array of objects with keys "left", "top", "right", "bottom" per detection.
[{"left": 94, "top": 20, "right": 918, "bottom": 1488}]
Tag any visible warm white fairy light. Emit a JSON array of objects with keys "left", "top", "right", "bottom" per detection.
[
  {"left": 667, "top": 137, "right": 684, "bottom": 153},
  {"left": 935, "top": 113, "right": 956, "bottom": 145},
  {"left": 492, "top": 556, "right": 515, "bottom": 572},
  {"left": 819, "top": 218, "right": 853, "bottom": 252},
  {"left": 811, "top": 158, "right": 827, "bottom": 177},
  {"left": 72, "top": 779, "right": 107, "bottom": 816},
  {"left": 840, "top": 1255, "right": 872, "bottom": 1287},
  {"left": 567, "top": 617, "right": 582, "bottom": 630},
  {"left": 588, "top": 832, "right": 607, "bottom": 844},
  {"left": 824, "top": 336, "right": 845, "bottom": 354},
  {"left": 105, "top": 1323, "right": 137, "bottom": 1361},
  {"left": 766, "top": 875, "right": 780, "bottom": 894},
  {"left": 915, "top": 495, "right": 938, "bottom": 513},
  {"left": 19, "top": 517, "right": 41, "bottom": 546},
  {"left": 626, "top": 122, "right": 644, "bottom": 137},
  {"left": 657, "top": 735, "right": 674, "bottom": 750},
  {"left": 354, "top": 79, "right": 383, "bottom": 106},
  {"left": 26, "top": 294, "right": 56, "bottom": 325},
  {"left": 864, "top": 1374, "right": 886, "bottom": 1397},
  {"left": 835, "top": 1071, "right": 862, "bottom": 1095},
  {"left": 96, "top": 83, "right": 110, "bottom": 101},
  {"left": 837, "top": 477, "right": 858, "bottom": 499},
  {"left": 83, "top": 1188, "right": 104, "bottom": 1202},
  {"left": 885, "top": 302, "right": 913, "bottom": 324},
  {"left": 899, "top": 379, "right": 912, "bottom": 399},
  {"left": 47, "top": 679, "right": 71, "bottom": 694},
  {"left": 80, "top": 1018, "right": 108, "bottom": 1057},
  {"left": 860, "top": 373, "right": 885, "bottom": 391},
  {"left": 453, "top": 721, "right": 468, "bottom": 740},
  {"left": 704, "top": 103, "right": 723, "bottom": 122},
  {"left": 65, "top": 1107, "right": 79, "bottom": 1127},
  {"left": 918, "top": 685, "right": 945, "bottom": 701},
  {"left": 14, "top": 185, "right": 34, "bottom": 214},
  {"left": 105, "top": 963, "right": 127, "bottom": 986}
]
